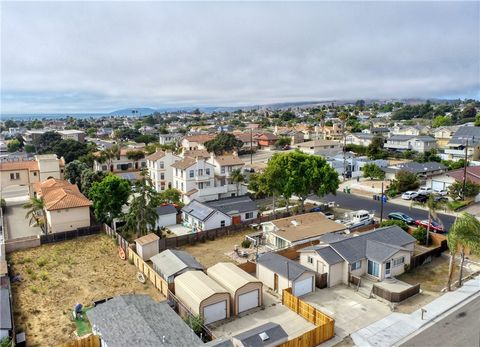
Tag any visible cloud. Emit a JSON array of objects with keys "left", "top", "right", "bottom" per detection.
[{"left": 1, "top": 1, "right": 479, "bottom": 113}]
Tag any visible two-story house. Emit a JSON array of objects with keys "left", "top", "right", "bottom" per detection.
[
  {"left": 146, "top": 150, "right": 180, "bottom": 192},
  {"left": 93, "top": 148, "right": 147, "bottom": 173},
  {"left": 158, "top": 133, "right": 182, "bottom": 146},
  {"left": 171, "top": 157, "right": 217, "bottom": 203},
  {"left": 181, "top": 134, "right": 215, "bottom": 151},
  {"left": 206, "top": 154, "right": 246, "bottom": 196},
  {"left": 346, "top": 133, "right": 377, "bottom": 147},
  {"left": 443, "top": 126, "right": 480, "bottom": 161},
  {"left": 432, "top": 126, "right": 459, "bottom": 149},
  {"left": 384, "top": 135, "right": 437, "bottom": 153}
]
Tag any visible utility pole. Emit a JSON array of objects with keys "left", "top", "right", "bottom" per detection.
[
  {"left": 462, "top": 139, "right": 468, "bottom": 201},
  {"left": 250, "top": 128, "right": 253, "bottom": 165},
  {"left": 380, "top": 182, "right": 384, "bottom": 223}
]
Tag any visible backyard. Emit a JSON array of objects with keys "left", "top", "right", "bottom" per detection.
[{"left": 8, "top": 234, "right": 164, "bottom": 347}]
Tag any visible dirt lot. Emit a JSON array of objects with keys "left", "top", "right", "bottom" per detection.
[
  {"left": 9, "top": 234, "right": 164, "bottom": 347},
  {"left": 180, "top": 229, "right": 253, "bottom": 267}
]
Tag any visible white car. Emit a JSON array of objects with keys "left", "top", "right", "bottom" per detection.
[
  {"left": 402, "top": 191, "right": 419, "bottom": 200},
  {"left": 433, "top": 188, "right": 448, "bottom": 196},
  {"left": 417, "top": 187, "right": 433, "bottom": 195}
]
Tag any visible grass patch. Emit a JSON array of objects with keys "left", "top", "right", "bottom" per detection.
[
  {"left": 73, "top": 307, "right": 93, "bottom": 337},
  {"left": 448, "top": 200, "right": 471, "bottom": 211},
  {"left": 36, "top": 257, "right": 48, "bottom": 267}
]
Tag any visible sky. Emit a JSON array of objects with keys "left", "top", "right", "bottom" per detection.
[{"left": 1, "top": 1, "right": 479, "bottom": 114}]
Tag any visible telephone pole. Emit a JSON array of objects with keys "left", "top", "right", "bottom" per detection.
[
  {"left": 250, "top": 128, "right": 253, "bottom": 165},
  {"left": 462, "top": 139, "right": 468, "bottom": 201},
  {"left": 380, "top": 182, "right": 384, "bottom": 223}
]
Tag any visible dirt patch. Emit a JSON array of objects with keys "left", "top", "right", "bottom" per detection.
[
  {"left": 180, "top": 229, "right": 253, "bottom": 267},
  {"left": 395, "top": 290, "right": 441, "bottom": 314},
  {"left": 8, "top": 234, "right": 164, "bottom": 347}
]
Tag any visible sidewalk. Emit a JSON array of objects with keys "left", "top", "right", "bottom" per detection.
[{"left": 350, "top": 275, "right": 480, "bottom": 347}]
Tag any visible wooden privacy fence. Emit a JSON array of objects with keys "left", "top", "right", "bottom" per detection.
[
  {"left": 372, "top": 283, "right": 421, "bottom": 303},
  {"left": 410, "top": 245, "right": 445, "bottom": 269},
  {"left": 281, "top": 288, "right": 335, "bottom": 347},
  {"left": 103, "top": 224, "right": 129, "bottom": 252},
  {"left": 60, "top": 335, "right": 100, "bottom": 347},
  {"left": 128, "top": 249, "right": 170, "bottom": 297}
]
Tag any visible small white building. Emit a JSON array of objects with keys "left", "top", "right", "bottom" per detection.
[
  {"left": 182, "top": 200, "right": 231, "bottom": 232},
  {"left": 150, "top": 249, "right": 204, "bottom": 283},
  {"left": 295, "top": 139, "right": 343, "bottom": 156},
  {"left": 155, "top": 205, "right": 177, "bottom": 228},
  {"left": 135, "top": 233, "right": 160, "bottom": 261}
]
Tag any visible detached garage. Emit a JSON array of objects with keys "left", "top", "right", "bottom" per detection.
[
  {"left": 174, "top": 271, "right": 231, "bottom": 325},
  {"left": 257, "top": 253, "right": 315, "bottom": 297},
  {"left": 207, "top": 262, "right": 263, "bottom": 315}
]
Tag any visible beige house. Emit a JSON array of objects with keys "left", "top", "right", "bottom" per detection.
[
  {"left": 261, "top": 213, "right": 348, "bottom": 250},
  {"left": 181, "top": 134, "right": 216, "bottom": 151},
  {"left": 0, "top": 154, "right": 65, "bottom": 194},
  {"left": 298, "top": 226, "right": 416, "bottom": 287},
  {"left": 34, "top": 178, "right": 92, "bottom": 233},
  {"left": 174, "top": 271, "right": 231, "bottom": 325},
  {"left": 207, "top": 262, "right": 263, "bottom": 315},
  {"left": 295, "top": 139, "right": 342, "bottom": 156}
]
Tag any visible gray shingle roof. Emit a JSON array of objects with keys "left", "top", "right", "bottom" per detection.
[
  {"left": 150, "top": 249, "right": 204, "bottom": 278},
  {"left": 0, "top": 288, "right": 12, "bottom": 330},
  {"left": 328, "top": 226, "right": 416, "bottom": 264},
  {"left": 233, "top": 322, "right": 288, "bottom": 347},
  {"left": 205, "top": 196, "right": 258, "bottom": 216},
  {"left": 156, "top": 205, "right": 177, "bottom": 216},
  {"left": 393, "top": 161, "right": 446, "bottom": 174},
  {"left": 365, "top": 240, "right": 409, "bottom": 263},
  {"left": 316, "top": 247, "right": 344, "bottom": 265},
  {"left": 86, "top": 295, "right": 203, "bottom": 347},
  {"left": 448, "top": 126, "right": 480, "bottom": 146},
  {"left": 257, "top": 253, "right": 312, "bottom": 281}
]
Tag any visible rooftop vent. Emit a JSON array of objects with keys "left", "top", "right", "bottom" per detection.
[
  {"left": 259, "top": 332, "right": 269, "bottom": 341},
  {"left": 290, "top": 220, "right": 300, "bottom": 227}
]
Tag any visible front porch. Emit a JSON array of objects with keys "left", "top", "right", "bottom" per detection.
[{"left": 351, "top": 275, "right": 420, "bottom": 303}]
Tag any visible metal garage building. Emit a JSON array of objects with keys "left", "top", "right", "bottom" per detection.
[
  {"left": 207, "top": 262, "right": 263, "bottom": 315},
  {"left": 174, "top": 271, "right": 231, "bottom": 325}
]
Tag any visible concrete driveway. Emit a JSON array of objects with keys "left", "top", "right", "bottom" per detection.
[
  {"left": 1, "top": 185, "right": 30, "bottom": 204},
  {"left": 4, "top": 203, "right": 43, "bottom": 240},
  {"left": 302, "top": 285, "right": 391, "bottom": 339}
]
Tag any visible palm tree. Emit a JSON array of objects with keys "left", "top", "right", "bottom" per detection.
[
  {"left": 446, "top": 213, "right": 480, "bottom": 290},
  {"left": 23, "top": 196, "right": 46, "bottom": 234},
  {"left": 230, "top": 169, "right": 245, "bottom": 196},
  {"left": 410, "top": 195, "right": 447, "bottom": 247}
]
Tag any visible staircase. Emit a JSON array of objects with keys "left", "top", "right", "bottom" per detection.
[{"left": 355, "top": 277, "right": 374, "bottom": 299}]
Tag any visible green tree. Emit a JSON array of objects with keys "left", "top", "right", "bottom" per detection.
[
  {"left": 362, "top": 163, "right": 385, "bottom": 180},
  {"left": 230, "top": 169, "right": 245, "bottom": 196},
  {"left": 158, "top": 188, "right": 182, "bottom": 205},
  {"left": 7, "top": 139, "right": 21, "bottom": 152},
  {"left": 412, "top": 226, "right": 427, "bottom": 245},
  {"left": 379, "top": 220, "right": 409, "bottom": 232},
  {"left": 126, "top": 150, "right": 145, "bottom": 161},
  {"left": 448, "top": 180, "right": 480, "bottom": 201},
  {"left": 89, "top": 174, "right": 130, "bottom": 224},
  {"left": 367, "top": 136, "right": 387, "bottom": 159},
  {"left": 274, "top": 137, "right": 291, "bottom": 149},
  {"left": 0, "top": 337, "right": 14, "bottom": 347},
  {"left": 446, "top": 213, "right": 480, "bottom": 290},
  {"left": 24, "top": 144, "right": 36, "bottom": 153},
  {"left": 23, "top": 197, "right": 46, "bottom": 233},
  {"left": 80, "top": 169, "right": 106, "bottom": 197},
  {"left": 395, "top": 170, "right": 420, "bottom": 192},
  {"left": 134, "top": 134, "right": 158, "bottom": 144},
  {"left": 124, "top": 172, "right": 160, "bottom": 236},
  {"left": 50, "top": 139, "right": 90, "bottom": 163},
  {"left": 204, "top": 133, "right": 243, "bottom": 155},
  {"left": 475, "top": 113, "right": 480, "bottom": 126},
  {"left": 64, "top": 160, "right": 88, "bottom": 188},
  {"left": 33, "top": 131, "right": 62, "bottom": 152},
  {"left": 431, "top": 115, "right": 452, "bottom": 128},
  {"left": 461, "top": 104, "right": 477, "bottom": 119}
]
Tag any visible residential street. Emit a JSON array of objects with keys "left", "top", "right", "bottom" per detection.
[
  {"left": 400, "top": 295, "right": 480, "bottom": 347},
  {"left": 310, "top": 192, "right": 456, "bottom": 230}
]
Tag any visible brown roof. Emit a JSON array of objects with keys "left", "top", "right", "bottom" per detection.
[
  {"left": 234, "top": 133, "right": 256, "bottom": 142},
  {"left": 448, "top": 167, "right": 480, "bottom": 185},
  {"left": 0, "top": 160, "right": 39, "bottom": 171},
  {"left": 297, "top": 140, "right": 341, "bottom": 147},
  {"left": 171, "top": 157, "right": 197, "bottom": 170},
  {"left": 213, "top": 155, "right": 244, "bottom": 166},
  {"left": 258, "top": 133, "right": 277, "bottom": 140},
  {"left": 183, "top": 134, "right": 216, "bottom": 144},
  {"left": 269, "top": 213, "right": 347, "bottom": 243},
  {"left": 135, "top": 233, "right": 160, "bottom": 246},
  {"left": 183, "top": 149, "right": 210, "bottom": 159},
  {"left": 37, "top": 178, "right": 92, "bottom": 210},
  {"left": 146, "top": 150, "right": 166, "bottom": 161}
]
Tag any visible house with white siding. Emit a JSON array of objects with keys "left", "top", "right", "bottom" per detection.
[
  {"left": 146, "top": 150, "right": 180, "bottom": 192},
  {"left": 384, "top": 135, "right": 437, "bottom": 153}
]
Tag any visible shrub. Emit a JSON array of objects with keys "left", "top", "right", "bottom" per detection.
[
  {"left": 184, "top": 315, "right": 204, "bottom": 334},
  {"left": 241, "top": 239, "right": 252, "bottom": 248},
  {"left": 36, "top": 257, "right": 47, "bottom": 267},
  {"left": 379, "top": 220, "right": 409, "bottom": 232},
  {"left": 412, "top": 226, "right": 427, "bottom": 245},
  {"left": 39, "top": 271, "right": 49, "bottom": 281}
]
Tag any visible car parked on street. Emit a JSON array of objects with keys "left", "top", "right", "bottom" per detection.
[
  {"left": 415, "top": 219, "right": 447, "bottom": 233},
  {"left": 388, "top": 212, "right": 415, "bottom": 225},
  {"left": 412, "top": 194, "right": 428, "bottom": 203},
  {"left": 402, "top": 191, "right": 419, "bottom": 200}
]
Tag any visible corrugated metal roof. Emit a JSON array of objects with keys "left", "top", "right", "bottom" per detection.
[
  {"left": 207, "top": 262, "right": 261, "bottom": 294},
  {"left": 174, "top": 271, "right": 228, "bottom": 307},
  {"left": 150, "top": 250, "right": 204, "bottom": 278}
]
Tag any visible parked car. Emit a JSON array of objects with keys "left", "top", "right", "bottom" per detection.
[
  {"left": 412, "top": 194, "right": 428, "bottom": 203},
  {"left": 434, "top": 195, "right": 448, "bottom": 203},
  {"left": 415, "top": 219, "right": 447, "bottom": 233},
  {"left": 433, "top": 189, "right": 448, "bottom": 196},
  {"left": 417, "top": 187, "right": 433, "bottom": 195},
  {"left": 388, "top": 212, "right": 415, "bottom": 225},
  {"left": 310, "top": 206, "right": 323, "bottom": 212},
  {"left": 402, "top": 191, "right": 419, "bottom": 200}
]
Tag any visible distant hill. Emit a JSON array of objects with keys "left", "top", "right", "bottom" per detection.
[{"left": 109, "top": 108, "right": 158, "bottom": 116}]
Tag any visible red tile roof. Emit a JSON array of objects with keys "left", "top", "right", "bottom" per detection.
[{"left": 36, "top": 178, "right": 92, "bottom": 210}]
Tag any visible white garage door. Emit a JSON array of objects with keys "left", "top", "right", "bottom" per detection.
[
  {"left": 238, "top": 290, "right": 259, "bottom": 313},
  {"left": 203, "top": 300, "right": 227, "bottom": 324},
  {"left": 431, "top": 180, "right": 447, "bottom": 191},
  {"left": 293, "top": 277, "right": 313, "bottom": 297}
]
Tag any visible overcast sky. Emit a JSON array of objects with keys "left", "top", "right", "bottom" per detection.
[{"left": 1, "top": 1, "right": 479, "bottom": 114}]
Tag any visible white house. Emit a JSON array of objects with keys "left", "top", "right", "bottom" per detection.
[
  {"left": 384, "top": 135, "right": 437, "bottom": 153},
  {"left": 158, "top": 133, "right": 182, "bottom": 146},
  {"left": 146, "top": 150, "right": 180, "bottom": 192},
  {"left": 155, "top": 205, "right": 178, "bottom": 228},
  {"left": 442, "top": 126, "right": 480, "bottom": 161},
  {"left": 93, "top": 148, "right": 147, "bottom": 173},
  {"left": 206, "top": 154, "right": 247, "bottom": 197},
  {"left": 181, "top": 134, "right": 215, "bottom": 151},
  {"left": 346, "top": 133, "right": 376, "bottom": 147},
  {"left": 295, "top": 139, "right": 342, "bottom": 156}
]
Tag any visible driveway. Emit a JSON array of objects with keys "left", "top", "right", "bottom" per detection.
[
  {"left": 302, "top": 285, "right": 391, "bottom": 339},
  {"left": 4, "top": 203, "right": 43, "bottom": 240},
  {"left": 1, "top": 185, "right": 30, "bottom": 204}
]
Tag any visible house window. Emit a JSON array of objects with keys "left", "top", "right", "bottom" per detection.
[
  {"left": 198, "top": 182, "right": 204, "bottom": 189},
  {"left": 393, "top": 257, "right": 405, "bottom": 267},
  {"left": 102, "top": 165, "right": 108, "bottom": 171},
  {"left": 189, "top": 170, "right": 194, "bottom": 178},
  {"left": 181, "top": 182, "right": 184, "bottom": 191},
  {"left": 221, "top": 167, "right": 226, "bottom": 174},
  {"left": 205, "top": 181, "right": 210, "bottom": 187},
  {"left": 367, "top": 260, "right": 380, "bottom": 277},
  {"left": 198, "top": 169, "right": 203, "bottom": 176},
  {"left": 33, "top": 172, "right": 37, "bottom": 176},
  {"left": 307, "top": 256, "right": 314, "bottom": 264},
  {"left": 220, "top": 220, "right": 226, "bottom": 227},
  {"left": 206, "top": 168, "right": 210, "bottom": 175},
  {"left": 245, "top": 212, "right": 254, "bottom": 219},
  {"left": 141, "top": 162, "right": 146, "bottom": 167},
  {"left": 159, "top": 162, "right": 164, "bottom": 169},
  {"left": 175, "top": 168, "right": 178, "bottom": 176},
  {"left": 351, "top": 261, "right": 361, "bottom": 271},
  {"left": 160, "top": 173, "right": 165, "bottom": 180}
]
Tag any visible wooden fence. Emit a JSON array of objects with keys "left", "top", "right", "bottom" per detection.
[
  {"left": 40, "top": 225, "right": 101, "bottom": 244},
  {"left": 410, "top": 245, "right": 445, "bottom": 269},
  {"left": 372, "top": 283, "right": 421, "bottom": 303},
  {"left": 128, "top": 249, "right": 170, "bottom": 297},
  {"left": 60, "top": 335, "right": 100, "bottom": 347},
  {"left": 103, "top": 224, "right": 129, "bottom": 252},
  {"left": 237, "top": 260, "right": 257, "bottom": 273},
  {"left": 280, "top": 288, "right": 335, "bottom": 347}
]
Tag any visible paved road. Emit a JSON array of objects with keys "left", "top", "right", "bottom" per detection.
[
  {"left": 400, "top": 295, "right": 480, "bottom": 347},
  {"left": 311, "top": 192, "right": 456, "bottom": 230}
]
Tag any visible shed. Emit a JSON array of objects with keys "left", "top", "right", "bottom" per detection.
[
  {"left": 150, "top": 249, "right": 204, "bottom": 283},
  {"left": 232, "top": 322, "right": 288, "bottom": 347},
  {"left": 174, "top": 271, "right": 231, "bottom": 325},
  {"left": 156, "top": 205, "right": 178, "bottom": 228},
  {"left": 0, "top": 287, "right": 12, "bottom": 340},
  {"left": 135, "top": 233, "right": 160, "bottom": 261},
  {"left": 207, "top": 262, "right": 263, "bottom": 315},
  {"left": 256, "top": 253, "right": 315, "bottom": 297}
]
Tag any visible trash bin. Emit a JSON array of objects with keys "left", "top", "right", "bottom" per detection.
[{"left": 373, "top": 194, "right": 377, "bottom": 200}]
